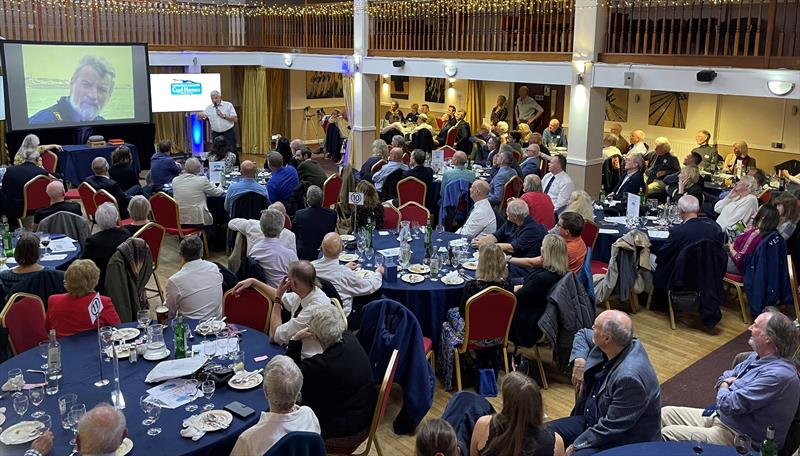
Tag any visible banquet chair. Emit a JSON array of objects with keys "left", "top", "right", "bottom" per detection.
[
  {"left": 512, "top": 149, "right": 522, "bottom": 163},
  {"left": 284, "top": 214, "right": 292, "bottom": 230},
  {"left": 149, "top": 192, "right": 209, "bottom": 257},
  {"left": 445, "top": 127, "right": 458, "bottom": 147},
  {"left": 397, "top": 176, "right": 427, "bottom": 207},
  {"left": 722, "top": 271, "right": 751, "bottom": 324},
  {"left": 78, "top": 182, "right": 98, "bottom": 227},
  {"left": 454, "top": 286, "right": 516, "bottom": 391},
  {"left": 382, "top": 203, "right": 400, "bottom": 229},
  {"left": 19, "top": 175, "right": 56, "bottom": 228},
  {"left": 398, "top": 201, "right": 430, "bottom": 227},
  {"left": 266, "top": 432, "right": 326, "bottom": 456},
  {"left": 787, "top": 256, "right": 800, "bottom": 320},
  {"left": 323, "top": 174, "right": 343, "bottom": 209},
  {"left": 326, "top": 349, "right": 399, "bottom": 456},
  {"left": 40, "top": 149, "right": 59, "bottom": 174},
  {"left": 0, "top": 293, "right": 48, "bottom": 356},
  {"left": 133, "top": 222, "right": 166, "bottom": 301},
  {"left": 93, "top": 190, "right": 133, "bottom": 226},
  {"left": 402, "top": 153, "right": 411, "bottom": 165},
  {"left": 223, "top": 287, "right": 272, "bottom": 333},
  {"left": 582, "top": 220, "right": 600, "bottom": 251},
  {"left": 500, "top": 176, "right": 523, "bottom": 211},
  {"left": 370, "top": 160, "right": 386, "bottom": 175},
  {"left": 515, "top": 334, "right": 551, "bottom": 389},
  {"left": 438, "top": 146, "right": 457, "bottom": 161},
  {"left": 330, "top": 298, "right": 348, "bottom": 330}
]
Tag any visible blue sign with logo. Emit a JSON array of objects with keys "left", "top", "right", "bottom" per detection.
[{"left": 170, "top": 79, "right": 202, "bottom": 96}]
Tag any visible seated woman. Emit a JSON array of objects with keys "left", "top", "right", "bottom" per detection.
[
  {"left": 775, "top": 192, "right": 799, "bottom": 240},
  {"left": 122, "top": 196, "right": 151, "bottom": 236},
  {"left": 46, "top": 259, "right": 121, "bottom": 337},
  {"left": 438, "top": 242, "right": 514, "bottom": 391},
  {"left": 518, "top": 123, "right": 532, "bottom": 146},
  {"left": 230, "top": 355, "right": 320, "bottom": 456},
  {"left": 286, "top": 305, "right": 376, "bottom": 445},
  {"left": 359, "top": 139, "right": 388, "bottom": 181},
  {"left": 335, "top": 165, "right": 358, "bottom": 233},
  {"left": 511, "top": 234, "right": 568, "bottom": 348},
  {"left": 81, "top": 202, "right": 131, "bottom": 294},
  {"left": 470, "top": 371, "right": 565, "bottom": 456},
  {"left": 206, "top": 136, "right": 238, "bottom": 174},
  {"left": 715, "top": 175, "right": 760, "bottom": 232},
  {"left": 380, "top": 114, "right": 407, "bottom": 143},
  {"left": 727, "top": 204, "right": 779, "bottom": 274},
  {"left": 416, "top": 419, "right": 461, "bottom": 456},
  {"left": 353, "top": 180, "right": 384, "bottom": 230},
  {"left": 0, "top": 233, "right": 62, "bottom": 300},
  {"left": 672, "top": 165, "right": 704, "bottom": 205},
  {"left": 108, "top": 146, "right": 141, "bottom": 192},
  {"left": 549, "top": 190, "right": 595, "bottom": 234}
]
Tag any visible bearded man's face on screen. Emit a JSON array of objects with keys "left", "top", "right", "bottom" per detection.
[{"left": 69, "top": 64, "right": 114, "bottom": 121}]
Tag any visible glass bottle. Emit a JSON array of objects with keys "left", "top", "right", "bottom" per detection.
[
  {"left": 47, "top": 329, "right": 62, "bottom": 380},
  {"left": 173, "top": 311, "right": 187, "bottom": 359},
  {"left": 760, "top": 424, "right": 777, "bottom": 456}
]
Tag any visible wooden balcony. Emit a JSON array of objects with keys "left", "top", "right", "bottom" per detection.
[{"left": 600, "top": 0, "right": 800, "bottom": 69}]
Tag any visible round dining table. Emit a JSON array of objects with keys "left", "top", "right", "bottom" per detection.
[
  {"left": 4, "top": 234, "right": 81, "bottom": 270},
  {"left": 594, "top": 441, "right": 743, "bottom": 455},
  {"left": 591, "top": 210, "right": 672, "bottom": 264},
  {"left": 372, "top": 230, "right": 476, "bottom": 347},
  {"left": 0, "top": 320, "right": 284, "bottom": 456}
]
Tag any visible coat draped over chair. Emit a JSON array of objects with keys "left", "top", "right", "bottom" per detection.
[{"left": 105, "top": 238, "right": 153, "bottom": 322}]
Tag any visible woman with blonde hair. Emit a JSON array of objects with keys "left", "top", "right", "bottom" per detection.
[
  {"left": 438, "top": 242, "right": 513, "bottom": 391},
  {"left": 46, "top": 259, "right": 121, "bottom": 337},
  {"left": 494, "top": 121, "right": 510, "bottom": 144},
  {"left": 359, "top": 139, "right": 389, "bottom": 181},
  {"left": 335, "top": 165, "right": 358, "bottom": 233},
  {"left": 560, "top": 190, "right": 595, "bottom": 227},
  {"left": 353, "top": 180, "right": 384, "bottom": 230},
  {"left": 518, "top": 123, "right": 532, "bottom": 145},
  {"left": 673, "top": 165, "right": 704, "bottom": 204}
]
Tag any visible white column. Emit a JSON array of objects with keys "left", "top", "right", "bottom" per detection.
[
  {"left": 566, "top": 0, "right": 608, "bottom": 197},
  {"left": 350, "top": 0, "right": 376, "bottom": 168}
]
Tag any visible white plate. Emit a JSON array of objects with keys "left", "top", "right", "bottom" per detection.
[
  {"left": 339, "top": 253, "right": 359, "bottom": 262},
  {"left": 407, "top": 264, "right": 430, "bottom": 274},
  {"left": 0, "top": 421, "right": 43, "bottom": 445},
  {"left": 228, "top": 372, "right": 264, "bottom": 390},
  {"left": 340, "top": 235, "right": 355, "bottom": 242},
  {"left": 116, "top": 437, "right": 134, "bottom": 456},
  {"left": 441, "top": 275, "right": 465, "bottom": 285},
  {"left": 112, "top": 328, "right": 140, "bottom": 341},
  {"left": 196, "top": 320, "right": 226, "bottom": 336},
  {"left": 143, "top": 349, "right": 170, "bottom": 361},
  {"left": 401, "top": 273, "right": 425, "bottom": 284},
  {"left": 0, "top": 414, "right": 5, "bottom": 427},
  {"left": 462, "top": 261, "right": 478, "bottom": 271},
  {"left": 195, "top": 410, "right": 234, "bottom": 432},
  {"left": 105, "top": 344, "right": 132, "bottom": 358}
]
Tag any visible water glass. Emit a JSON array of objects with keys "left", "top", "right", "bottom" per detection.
[
  {"left": 38, "top": 341, "right": 50, "bottom": 369},
  {"left": 411, "top": 221, "right": 420, "bottom": 239},
  {"left": 429, "top": 257, "right": 440, "bottom": 280},
  {"left": 201, "top": 380, "right": 216, "bottom": 411},
  {"left": 13, "top": 393, "right": 29, "bottom": 416},
  {"left": 399, "top": 247, "right": 411, "bottom": 271},
  {"left": 203, "top": 339, "right": 217, "bottom": 358},
  {"left": 69, "top": 404, "right": 86, "bottom": 446},
  {"left": 58, "top": 393, "right": 77, "bottom": 429},
  {"left": 375, "top": 253, "right": 384, "bottom": 269},
  {"left": 734, "top": 434, "right": 751, "bottom": 455},
  {"left": 137, "top": 309, "right": 152, "bottom": 329},
  {"left": 29, "top": 386, "right": 45, "bottom": 418},
  {"left": 100, "top": 327, "right": 114, "bottom": 361},
  {"left": 364, "top": 247, "right": 374, "bottom": 266},
  {"left": 36, "top": 414, "right": 51, "bottom": 434},
  {"left": 140, "top": 394, "right": 155, "bottom": 425},
  {"left": 7, "top": 368, "right": 23, "bottom": 391},
  {"left": 146, "top": 402, "right": 162, "bottom": 436},
  {"left": 184, "top": 379, "right": 200, "bottom": 412},
  {"left": 45, "top": 369, "right": 59, "bottom": 395}
]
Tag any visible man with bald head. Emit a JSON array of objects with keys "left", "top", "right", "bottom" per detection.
[
  {"left": 372, "top": 146, "right": 409, "bottom": 192},
  {"left": 34, "top": 180, "right": 83, "bottom": 225},
  {"left": 548, "top": 310, "right": 661, "bottom": 456},
  {"left": 456, "top": 180, "right": 497, "bottom": 238},
  {"left": 440, "top": 151, "right": 475, "bottom": 197},
  {"left": 84, "top": 156, "right": 136, "bottom": 218},
  {"left": 473, "top": 198, "right": 546, "bottom": 262},
  {"left": 312, "top": 232, "right": 383, "bottom": 328},
  {"left": 76, "top": 403, "right": 127, "bottom": 456},
  {"left": 542, "top": 118, "right": 567, "bottom": 148},
  {"left": 224, "top": 160, "right": 270, "bottom": 212},
  {"left": 626, "top": 130, "right": 647, "bottom": 156}
]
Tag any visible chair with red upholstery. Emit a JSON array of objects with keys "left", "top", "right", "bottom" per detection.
[
  {"left": 758, "top": 190, "right": 771, "bottom": 205},
  {"left": 453, "top": 286, "right": 516, "bottom": 391},
  {"left": 0, "top": 293, "right": 48, "bottom": 355},
  {"left": 284, "top": 214, "right": 292, "bottom": 230},
  {"left": 40, "top": 150, "right": 58, "bottom": 174},
  {"left": 582, "top": 220, "right": 600, "bottom": 250},
  {"left": 370, "top": 160, "right": 386, "bottom": 175},
  {"left": 223, "top": 287, "right": 272, "bottom": 333},
  {"left": 323, "top": 174, "right": 343, "bottom": 209},
  {"left": 436, "top": 118, "right": 444, "bottom": 130},
  {"left": 133, "top": 222, "right": 167, "bottom": 300},
  {"left": 398, "top": 201, "right": 429, "bottom": 226},
  {"left": 93, "top": 190, "right": 132, "bottom": 225},
  {"left": 149, "top": 192, "right": 208, "bottom": 255},
  {"left": 500, "top": 175, "right": 523, "bottom": 211},
  {"left": 325, "top": 349, "right": 399, "bottom": 456},
  {"left": 722, "top": 271, "right": 750, "bottom": 324},
  {"left": 445, "top": 127, "right": 457, "bottom": 147},
  {"left": 397, "top": 176, "right": 427, "bottom": 207},
  {"left": 402, "top": 153, "right": 411, "bottom": 165},
  {"left": 438, "top": 146, "right": 456, "bottom": 161},
  {"left": 19, "top": 175, "right": 55, "bottom": 227},
  {"left": 382, "top": 203, "right": 400, "bottom": 229},
  {"left": 78, "top": 182, "right": 98, "bottom": 225},
  {"left": 512, "top": 149, "right": 522, "bottom": 163}
]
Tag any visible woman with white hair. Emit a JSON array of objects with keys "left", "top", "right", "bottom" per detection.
[
  {"left": 287, "top": 304, "right": 376, "bottom": 444},
  {"left": 714, "top": 175, "right": 760, "bottom": 232},
  {"left": 13, "top": 134, "right": 62, "bottom": 165},
  {"left": 171, "top": 157, "right": 224, "bottom": 225},
  {"left": 81, "top": 202, "right": 131, "bottom": 293},
  {"left": 359, "top": 139, "right": 388, "bottom": 180},
  {"left": 122, "top": 195, "right": 151, "bottom": 236},
  {"left": 1, "top": 135, "right": 54, "bottom": 227},
  {"left": 230, "top": 355, "right": 321, "bottom": 455}
]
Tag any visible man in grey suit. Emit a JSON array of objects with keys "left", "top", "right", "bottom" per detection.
[{"left": 548, "top": 310, "right": 661, "bottom": 455}]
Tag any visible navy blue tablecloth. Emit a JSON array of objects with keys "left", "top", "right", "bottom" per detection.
[
  {"left": 58, "top": 144, "right": 141, "bottom": 187},
  {"left": 0, "top": 320, "right": 283, "bottom": 456},
  {"left": 592, "top": 216, "right": 669, "bottom": 264},
  {"left": 373, "top": 231, "right": 474, "bottom": 346},
  {"left": 594, "top": 441, "right": 741, "bottom": 455},
  {"left": 7, "top": 234, "right": 80, "bottom": 270}
]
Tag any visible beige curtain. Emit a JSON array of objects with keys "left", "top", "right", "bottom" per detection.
[
  {"left": 466, "top": 80, "right": 485, "bottom": 132},
  {"left": 241, "top": 67, "right": 288, "bottom": 156},
  {"left": 266, "top": 68, "right": 288, "bottom": 139},
  {"left": 0, "top": 122, "right": 7, "bottom": 164},
  {"left": 150, "top": 66, "right": 187, "bottom": 152},
  {"left": 343, "top": 75, "right": 356, "bottom": 166}
]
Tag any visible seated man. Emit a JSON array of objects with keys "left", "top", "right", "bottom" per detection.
[
  {"left": 266, "top": 152, "right": 300, "bottom": 206},
  {"left": 34, "top": 180, "right": 83, "bottom": 226},
  {"left": 230, "top": 355, "right": 320, "bottom": 456},
  {"left": 76, "top": 404, "right": 128, "bottom": 456},
  {"left": 541, "top": 154, "right": 574, "bottom": 214},
  {"left": 296, "top": 146, "right": 327, "bottom": 190},
  {"left": 402, "top": 149, "right": 435, "bottom": 210},
  {"left": 440, "top": 151, "right": 475, "bottom": 197},
  {"left": 249, "top": 209, "right": 298, "bottom": 286},
  {"left": 644, "top": 137, "right": 680, "bottom": 200},
  {"left": 609, "top": 153, "right": 645, "bottom": 201},
  {"left": 228, "top": 201, "right": 296, "bottom": 255},
  {"left": 149, "top": 139, "right": 182, "bottom": 193},
  {"left": 473, "top": 199, "right": 546, "bottom": 270},
  {"left": 293, "top": 186, "right": 337, "bottom": 261},
  {"left": 520, "top": 144, "right": 541, "bottom": 177},
  {"left": 487, "top": 151, "right": 517, "bottom": 206},
  {"left": 312, "top": 233, "right": 383, "bottom": 321},
  {"left": 548, "top": 310, "right": 661, "bottom": 455},
  {"left": 509, "top": 211, "right": 586, "bottom": 273},
  {"left": 661, "top": 309, "right": 800, "bottom": 450},
  {"left": 372, "top": 147, "right": 408, "bottom": 193},
  {"left": 456, "top": 180, "right": 497, "bottom": 239},
  {"left": 542, "top": 118, "right": 567, "bottom": 148},
  {"left": 224, "top": 160, "right": 269, "bottom": 212},
  {"left": 84, "top": 157, "right": 137, "bottom": 219},
  {"left": 165, "top": 236, "right": 223, "bottom": 320},
  {"left": 172, "top": 157, "right": 224, "bottom": 225}
]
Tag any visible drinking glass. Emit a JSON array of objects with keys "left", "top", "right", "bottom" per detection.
[
  {"left": 356, "top": 237, "right": 366, "bottom": 262},
  {"left": 45, "top": 369, "right": 59, "bottom": 395},
  {"left": 450, "top": 248, "right": 461, "bottom": 268},
  {"left": 137, "top": 309, "right": 152, "bottom": 329},
  {"left": 146, "top": 402, "right": 162, "bottom": 436},
  {"left": 69, "top": 404, "right": 86, "bottom": 446},
  {"left": 140, "top": 394, "right": 155, "bottom": 425},
  {"left": 58, "top": 393, "right": 77, "bottom": 429},
  {"left": 429, "top": 257, "right": 440, "bottom": 281},
  {"left": 203, "top": 339, "right": 217, "bottom": 358},
  {"left": 201, "top": 380, "right": 216, "bottom": 411},
  {"left": 100, "top": 327, "right": 114, "bottom": 361},
  {"left": 36, "top": 414, "right": 51, "bottom": 435},
  {"left": 399, "top": 247, "right": 411, "bottom": 271},
  {"left": 38, "top": 341, "right": 49, "bottom": 369},
  {"left": 436, "top": 224, "right": 445, "bottom": 241},
  {"left": 29, "top": 386, "right": 45, "bottom": 418},
  {"left": 364, "top": 247, "right": 374, "bottom": 266},
  {"left": 375, "top": 253, "right": 384, "bottom": 269},
  {"left": 184, "top": 379, "right": 200, "bottom": 412},
  {"left": 734, "top": 434, "right": 751, "bottom": 455},
  {"left": 13, "top": 393, "right": 29, "bottom": 416},
  {"left": 691, "top": 432, "right": 706, "bottom": 455},
  {"left": 7, "top": 368, "right": 23, "bottom": 392},
  {"left": 39, "top": 233, "right": 50, "bottom": 254},
  {"left": 412, "top": 221, "right": 420, "bottom": 239}
]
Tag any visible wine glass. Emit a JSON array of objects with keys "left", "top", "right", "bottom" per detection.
[
  {"left": 184, "top": 379, "right": 200, "bottom": 412},
  {"left": 691, "top": 432, "right": 706, "bottom": 455},
  {"left": 436, "top": 223, "right": 445, "bottom": 241},
  {"left": 36, "top": 414, "right": 51, "bottom": 436},
  {"left": 69, "top": 404, "right": 86, "bottom": 446},
  {"left": 7, "top": 368, "right": 23, "bottom": 392},
  {"left": 140, "top": 394, "right": 154, "bottom": 425},
  {"left": 364, "top": 247, "right": 374, "bottom": 266},
  {"left": 356, "top": 236, "right": 366, "bottom": 262},
  {"left": 411, "top": 221, "right": 420, "bottom": 239},
  {"left": 100, "top": 327, "right": 114, "bottom": 361},
  {"left": 58, "top": 393, "right": 77, "bottom": 430},
  {"left": 38, "top": 341, "right": 50, "bottom": 369},
  {"left": 201, "top": 380, "right": 216, "bottom": 411},
  {"left": 734, "top": 434, "right": 751, "bottom": 455},
  {"left": 13, "top": 393, "right": 29, "bottom": 416},
  {"left": 203, "top": 339, "right": 216, "bottom": 359},
  {"left": 137, "top": 309, "right": 152, "bottom": 329},
  {"left": 39, "top": 233, "right": 50, "bottom": 254},
  {"left": 146, "top": 402, "right": 162, "bottom": 436},
  {"left": 30, "top": 386, "right": 45, "bottom": 418}
]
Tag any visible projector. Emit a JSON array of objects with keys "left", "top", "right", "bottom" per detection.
[
  {"left": 696, "top": 70, "right": 717, "bottom": 82},
  {"left": 87, "top": 135, "right": 106, "bottom": 148}
]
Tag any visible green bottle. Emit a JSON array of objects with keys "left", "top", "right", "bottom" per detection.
[
  {"left": 599, "top": 189, "right": 606, "bottom": 203},
  {"left": 173, "top": 311, "right": 187, "bottom": 359},
  {"left": 1, "top": 216, "right": 12, "bottom": 257},
  {"left": 760, "top": 424, "right": 778, "bottom": 456},
  {"left": 424, "top": 216, "right": 433, "bottom": 265}
]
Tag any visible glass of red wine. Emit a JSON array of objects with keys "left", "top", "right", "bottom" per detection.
[
  {"left": 691, "top": 433, "right": 706, "bottom": 455},
  {"left": 734, "top": 434, "right": 751, "bottom": 455}
]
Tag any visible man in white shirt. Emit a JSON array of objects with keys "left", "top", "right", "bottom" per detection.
[
  {"left": 313, "top": 233, "right": 383, "bottom": 323},
  {"left": 269, "top": 261, "right": 329, "bottom": 359},
  {"left": 249, "top": 209, "right": 298, "bottom": 287},
  {"left": 514, "top": 85, "right": 544, "bottom": 127},
  {"left": 228, "top": 202, "right": 296, "bottom": 255},
  {"left": 627, "top": 130, "right": 647, "bottom": 156},
  {"left": 457, "top": 180, "right": 497, "bottom": 238},
  {"left": 229, "top": 355, "right": 320, "bottom": 456},
  {"left": 541, "top": 154, "right": 574, "bottom": 213},
  {"left": 198, "top": 90, "right": 237, "bottom": 149},
  {"left": 165, "top": 235, "right": 223, "bottom": 320}
]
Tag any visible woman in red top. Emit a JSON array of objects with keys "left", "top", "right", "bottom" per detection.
[{"left": 47, "top": 259, "right": 121, "bottom": 338}]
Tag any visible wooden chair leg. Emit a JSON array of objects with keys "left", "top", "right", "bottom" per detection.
[
  {"left": 502, "top": 347, "right": 510, "bottom": 374},
  {"left": 668, "top": 291, "right": 676, "bottom": 330},
  {"left": 153, "top": 271, "right": 165, "bottom": 301},
  {"left": 374, "top": 437, "right": 384, "bottom": 456},
  {"left": 604, "top": 299, "right": 611, "bottom": 310},
  {"left": 734, "top": 284, "right": 750, "bottom": 324},
  {"left": 427, "top": 351, "right": 435, "bottom": 376},
  {"left": 453, "top": 348, "right": 462, "bottom": 391},
  {"left": 646, "top": 285, "right": 654, "bottom": 310},
  {"left": 533, "top": 345, "right": 549, "bottom": 389},
  {"left": 629, "top": 292, "right": 639, "bottom": 314}
]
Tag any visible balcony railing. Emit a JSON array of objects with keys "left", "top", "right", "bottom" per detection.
[
  {"left": 601, "top": 0, "right": 799, "bottom": 68},
  {"left": 367, "top": 0, "right": 574, "bottom": 59}
]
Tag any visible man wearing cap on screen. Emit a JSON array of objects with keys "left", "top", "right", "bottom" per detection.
[
  {"left": 29, "top": 55, "right": 116, "bottom": 124},
  {"left": 199, "top": 90, "right": 238, "bottom": 151}
]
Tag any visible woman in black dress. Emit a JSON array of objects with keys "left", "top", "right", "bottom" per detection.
[{"left": 109, "top": 146, "right": 141, "bottom": 192}]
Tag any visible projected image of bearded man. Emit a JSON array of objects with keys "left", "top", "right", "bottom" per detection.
[{"left": 29, "top": 55, "right": 116, "bottom": 124}]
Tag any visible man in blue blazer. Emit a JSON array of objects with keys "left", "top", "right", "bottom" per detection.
[
  {"left": 609, "top": 153, "right": 645, "bottom": 201},
  {"left": 548, "top": 310, "right": 661, "bottom": 455},
  {"left": 292, "top": 185, "right": 336, "bottom": 261}
]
